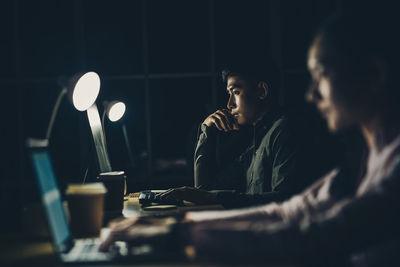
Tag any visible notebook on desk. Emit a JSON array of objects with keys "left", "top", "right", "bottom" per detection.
[{"left": 26, "top": 138, "right": 162, "bottom": 263}]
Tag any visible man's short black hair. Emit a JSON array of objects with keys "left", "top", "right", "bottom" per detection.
[{"left": 221, "top": 56, "right": 280, "bottom": 103}]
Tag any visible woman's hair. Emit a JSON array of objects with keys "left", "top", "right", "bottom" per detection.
[{"left": 315, "top": 6, "right": 400, "bottom": 117}]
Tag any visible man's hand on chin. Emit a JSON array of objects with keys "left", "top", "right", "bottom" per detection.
[{"left": 203, "top": 109, "right": 239, "bottom": 132}]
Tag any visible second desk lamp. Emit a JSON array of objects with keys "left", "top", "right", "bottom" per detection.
[{"left": 102, "top": 101, "right": 135, "bottom": 168}]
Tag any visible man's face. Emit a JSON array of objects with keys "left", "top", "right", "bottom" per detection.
[
  {"left": 226, "top": 76, "right": 260, "bottom": 125},
  {"left": 306, "top": 36, "right": 362, "bottom": 132}
]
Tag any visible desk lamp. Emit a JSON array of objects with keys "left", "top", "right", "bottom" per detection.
[
  {"left": 46, "top": 71, "right": 112, "bottom": 173},
  {"left": 46, "top": 72, "right": 101, "bottom": 139},
  {"left": 45, "top": 72, "right": 123, "bottom": 216},
  {"left": 102, "top": 101, "right": 134, "bottom": 168}
]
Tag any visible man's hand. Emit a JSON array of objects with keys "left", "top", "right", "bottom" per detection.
[
  {"left": 203, "top": 109, "right": 239, "bottom": 132},
  {"left": 99, "top": 216, "right": 177, "bottom": 252},
  {"left": 157, "top": 186, "right": 218, "bottom": 205}
]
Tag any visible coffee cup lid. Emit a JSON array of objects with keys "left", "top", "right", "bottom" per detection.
[{"left": 66, "top": 183, "right": 107, "bottom": 195}]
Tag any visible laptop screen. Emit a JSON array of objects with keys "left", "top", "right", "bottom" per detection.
[{"left": 29, "top": 147, "right": 71, "bottom": 252}]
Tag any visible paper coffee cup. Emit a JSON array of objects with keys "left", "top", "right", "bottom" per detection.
[{"left": 66, "top": 183, "right": 107, "bottom": 238}]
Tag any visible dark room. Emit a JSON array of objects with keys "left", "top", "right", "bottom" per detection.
[{"left": 1, "top": 0, "right": 399, "bottom": 266}]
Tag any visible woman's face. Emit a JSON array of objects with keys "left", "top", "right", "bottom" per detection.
[{"left": 306, "top": 36, "right": 367, "bottom": 132}]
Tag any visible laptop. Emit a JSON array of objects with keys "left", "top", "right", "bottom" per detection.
[{"left": 26, "top": 138, "right": 129, "bottom": 263}]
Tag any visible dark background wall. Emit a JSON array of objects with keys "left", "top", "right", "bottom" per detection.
[{"left": 0, "top": 0, "right": 340, "bottom": 231}]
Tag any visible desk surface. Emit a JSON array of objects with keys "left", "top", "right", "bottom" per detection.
[
  {"left": 0, "top": 194, "right": 225, "bottom": 266},
  {"left": 123, "top": 192, "right": 224, "bottom": 218},
  {"left": 0, "top": 235, "right": 291, "bottom": 267},
  {"left": 1, "top": 193, "right": 292, "bottom": 267}
]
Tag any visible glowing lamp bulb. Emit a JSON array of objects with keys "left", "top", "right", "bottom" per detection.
[
  {"left": 107, "top": 102, "right": 126, "bottom": 122},
  {"left": 72, "top": 72, "right": 101, "bottom": 111}
]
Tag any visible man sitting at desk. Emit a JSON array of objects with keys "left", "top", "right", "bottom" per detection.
[{"left": 158, "top": 59, "right": 331, "bottom": 208}]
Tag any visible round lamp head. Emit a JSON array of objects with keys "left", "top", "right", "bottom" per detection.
[
  {"left": 70, "top": 72, "right": 100, "bottom": 111},
  {"left": 106, "top": 101, "right": 126, "bottom": 122}
]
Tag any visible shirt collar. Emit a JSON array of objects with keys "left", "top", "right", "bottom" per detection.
[{"left": 254, "top": 106, "right": 282, "bottom": 132}]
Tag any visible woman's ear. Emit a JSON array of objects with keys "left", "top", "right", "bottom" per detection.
[{"left": 257, "top": 81, "right": 269, "bottom": 100}]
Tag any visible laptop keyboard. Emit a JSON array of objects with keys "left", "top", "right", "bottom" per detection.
[
  {"left": 65, "top": 238, "right": 112, "bottom": 261},
  {"left": 80, "top": 242, "right": 96, "bottom": 254}
]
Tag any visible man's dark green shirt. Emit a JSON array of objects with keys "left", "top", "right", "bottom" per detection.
[{"left": 194, "top": 108, "right": 316, "bottom": 208}]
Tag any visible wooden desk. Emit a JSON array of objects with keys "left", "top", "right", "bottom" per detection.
[
  {"left": 0, "top": 234, "right": 59, "bottom": 266},
  {"left": 0, "top": 194, "right": 224, "bottom": 266},
  {"left": 0, "top": 234, "right": 292, "bottom": 267},
  {"left": 0, "top": 234, "right": 290, "bottom": 267},
  {"left": 1, "top": 194, "right": 292, "bottom": 267}
]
